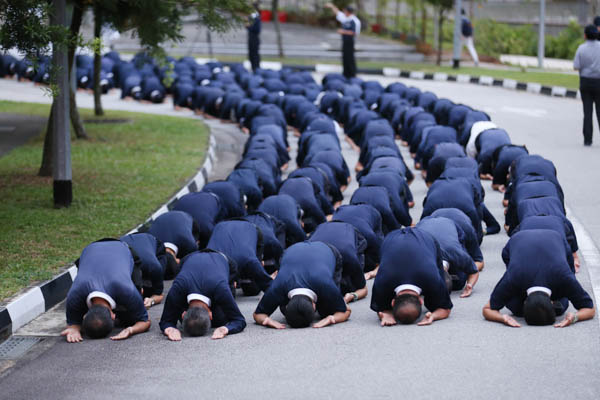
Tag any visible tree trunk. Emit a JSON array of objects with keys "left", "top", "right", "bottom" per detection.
[
  {"left": 436, "top": 10, "right": 444, "bottom": 66},
  {"left": 39, "top": 102, "right": 55, "bottom": 177},
  {"left": 93, "top": 5, "right": 103, "bottom": 116},
  {"left": 272, "top": 0, "right": 284, "bottom": 58},
  {"left": 420, "top": 4, "right": 427, "bottom": 42},
  {"left": 68, "top": 3, "right": 88, "bottom": 139}
]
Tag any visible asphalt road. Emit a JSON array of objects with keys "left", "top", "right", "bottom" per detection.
[{"left": 0, "top": 76, "right": 599, "bottom": 399}]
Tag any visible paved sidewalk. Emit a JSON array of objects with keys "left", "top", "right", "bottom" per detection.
[{"left": 0, "top": 114, "right": 46, "bottom": 157}]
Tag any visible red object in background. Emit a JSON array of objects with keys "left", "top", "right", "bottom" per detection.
[
  {"left": 260, "top": 10, "right": 272, "bottom": 21},
  {"left": 371, "top": 24, "right": 381, "bottom": 34},
  {"left": 260, "top": 10, "right": 287, "bottom": 22}
]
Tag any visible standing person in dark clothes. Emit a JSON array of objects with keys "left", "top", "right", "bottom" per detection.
[
  {"left": 247, "top": 2, "right": 261, "bottom": 72},
  {"left": 325, "top": 3, "right": 361, "bottom": 79},
  {"left": 574, "top": 25, "right": 600, "bottom": 146}
]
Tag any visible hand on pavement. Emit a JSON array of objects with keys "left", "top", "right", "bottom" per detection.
[
  {"left": 378, "top": 312, "right": 397, "bottom": 327},
  {"left": 61, "top": 327, "right": 83, "bottom": 343},
  {"left": 211, "top": 326, "right": 229, "bottom": 339},
  {"left": 110, "top": 327, "right": 133, "bottom": 340}
]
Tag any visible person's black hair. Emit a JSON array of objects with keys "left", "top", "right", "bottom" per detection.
[
  {"left": 284, "top": 295, "right": 314, "bottom": 328},
  {"left": 344, "top": 5, "right": 355, "bottom": 13},
  {"left": 585, "top": 24, "right": 598, "bottom": 40},
  {"left": 82, "top": 305, "right": 114, "bottom": 339},
  {"left": 461, "top": 8, "right": 466, "bottom": 15},
  {"left": 182, "top": 306, "right": 211, "bottom": 336},
  {"left": 164, "top": 252, "right": 180, "bottom": 280},
  {"left": 594, "top": 16, "right": 600, "bottom": 27},
  {"left": 392, "top": 293, "right": 422, "bottom": 324},
  {"left": 523, "top": 291, "right": 556, "bottom": 326}
]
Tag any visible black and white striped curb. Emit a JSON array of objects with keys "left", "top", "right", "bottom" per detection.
[
  {"left": 246, "top": 61, "right": 579, "bottom": 100},
  {"left": 0, "top": 133, "right": 218, "bottom": 341}
]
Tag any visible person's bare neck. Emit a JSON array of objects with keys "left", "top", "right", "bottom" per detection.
[
  {"left": 91, "top": 297, "right": 111, "bottom": 309},
  {"left": 189, "top": 299, "right": 210, "bottom": 311}
]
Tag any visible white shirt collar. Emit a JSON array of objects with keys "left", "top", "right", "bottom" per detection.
[
  {"left": 394, "top": 284, "right": 422, "bottom": 296},
  {"left": 86, "top": 291, "right": 116, "bottom": 310},
  {"left": 187, "top": 293, "right": 211, "bottom": 307},
  {"left": 288, "top": 288, "right": 317, "bottom": 303},
  {"left": 527, "top": 286, "right": 552, "bottom": 297},
  {"left": 164, "top": 242, "right": 178, "bottom": 255}
]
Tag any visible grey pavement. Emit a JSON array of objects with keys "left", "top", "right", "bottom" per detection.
[
  {"left": 81, "top": 20, "right": 424, "bottom": 62},
  {"left": 0, "top": 114, "right": 46, "bottom": 157},
  {"left": 0, "top": 76, "right": 599, "bottom": 398}
]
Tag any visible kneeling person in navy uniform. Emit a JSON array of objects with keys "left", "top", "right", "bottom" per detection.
[
  {"left": 159, "top": 250, "right": 246, "bottom": 341},
  {"left": 483, "top": 229, "right": 595, "bottom": 327},
  {"left": 371, "top": 228, "right": 453, "bottom": 326},
  {"left": 253, "top": 241, "right": 351, "bottom": 329},
  {"left": 62, "top": 240, "right": 150, "bottom": 343}
]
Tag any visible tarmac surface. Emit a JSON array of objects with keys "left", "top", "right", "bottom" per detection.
[
  {"left": 0, "top": 74, "right": 599, "bottom": 399},
  {"left": 80, "top": 20, "right": 424, "bottom": 62},
  {"left": 0, "top": 114, "right": 46, "bottom": 158}
]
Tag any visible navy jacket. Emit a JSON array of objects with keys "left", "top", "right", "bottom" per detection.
[
  {"left": 491, "top": 145, "right": 529, "bottom": 186},
  {"left": 476, "top": 128, "right": 511, "bottom": 175},
  {"left": 422, "top": 178, "right": 483, "bottom": 240},
  {"left": 255, "top": 242, "right": 346, "bottom": 318},
  {"left": 333, "top": 204, "right": 384, "bottom": 270},
  {"left": 159, "top": 250, "right": 246, "bottom": 334},
  {"left": 371, "top": 228, "right": 453, "bottom": 313},
  {"left": 148, "top": 211, "right": 199, "bottom": 258},
  {"left": 351, "top": 186, "right": 400, "bottom": 234},
  {"left": 66, "top": 241, "right": 147, "bottom": 326},
  {"left": 227, "top": 168, "right": 263, "bottom": 211},
  {"left": 491, "top": 230, "right": 593, "bottom": 313},
  {"left": 243, "top": 212, "right": 286, "bottom": 270},
  {"left": 430, "top": 208, "right": 483, "bottom": 262},
  {"left": 278, "top": 177, "right": 327, "bottom": 231},
  {"left": 417, "top": 217, "right": 477, "bottom": 289},
  {"left": 258, "top": 195, "right": 306, "bottom": 246},
  {"left": 207, "top": 220, "right": 271, "bottom": 291},
  {"left": 120, "top": 233, "right": 166, "bottom": 296},
  {"left": 203, "top": 181, "right": 246, "bottom": 219},
  {"left": 172, "top": 192, "right": 224, "bottom": 248},
  {"left": 309, "top": 222, "right": 368, "bottom": 293}
]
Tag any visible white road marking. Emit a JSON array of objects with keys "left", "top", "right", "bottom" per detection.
[{"left": 500, "top": 106, "right": 547, "bottom": 118}]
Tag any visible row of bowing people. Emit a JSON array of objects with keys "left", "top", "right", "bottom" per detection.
[{"left": 60, "top": 63, "right": 595, "bottom": 343}]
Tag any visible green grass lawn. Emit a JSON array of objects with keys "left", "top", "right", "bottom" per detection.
[
  {"left": 206, "top": 54, "right": 579, "bottom": 89},
  {"left": 0, "top": 101, "right": 209, "bottom": 301}
]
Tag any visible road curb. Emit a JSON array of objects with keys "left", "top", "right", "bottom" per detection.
[
  {"left": 0, "top": 133, "right": 218, "bottom": 341},
  {"left": 274, "top": 63, "right": 579, "bottom": 100}
]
